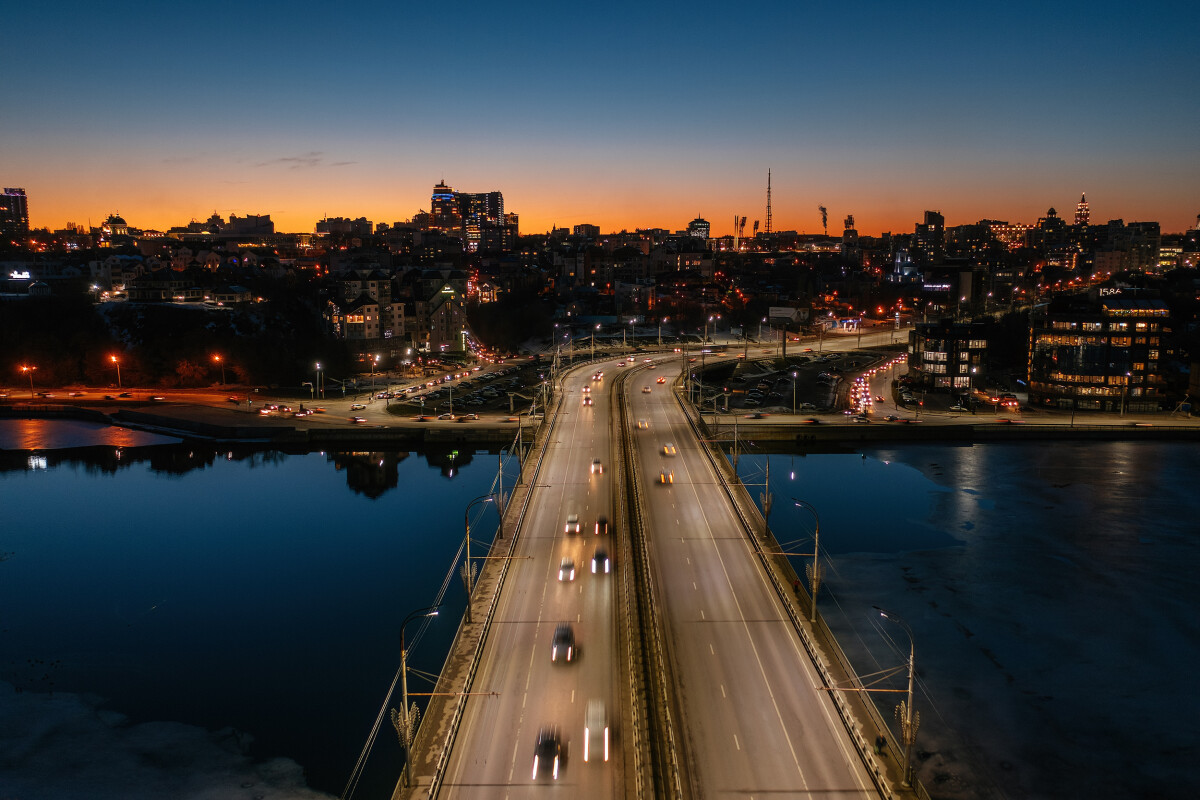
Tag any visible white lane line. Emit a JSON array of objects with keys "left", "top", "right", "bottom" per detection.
[
  {"left": 571, "top": 689, "right": 575, "bottom": 703},
  {"left": 693, "top": 582, "right": 698, "bottom": 591},
  {"left": 720, "top": 684, "right": 726, "bottom": 698},
  {"left": 710, "top": 643, "right": 715, "bottom": 655},
  {"left": 700, "top": 609, "right": 705, "bottom": 620},
  {"left": 734, "top": 734, "right": 741, "bottom": 751}
]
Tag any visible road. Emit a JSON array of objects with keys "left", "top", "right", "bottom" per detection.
[
  {"left": 437, "top": 363, "right": 623, "bottom": 798},
  {"left": 627, "top": 367, "right": 879, "bottom": 797}
]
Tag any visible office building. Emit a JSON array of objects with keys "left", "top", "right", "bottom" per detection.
[
  {"left": 1, "top": 188, "right": 29, "bottom": 237},
  {"left": 1028, "top": 289, "right": 1170, "bottom": 412}
]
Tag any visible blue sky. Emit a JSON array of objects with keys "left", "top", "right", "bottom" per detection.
[{"left": 3, "top": 0, "right": 1198, "bottom": 234}]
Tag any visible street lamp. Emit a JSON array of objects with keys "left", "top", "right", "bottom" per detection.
[
  {"left": 874, "top": 606, "right": 919, "bottom": 788},
  {"left": 109, "top": 355, "right": 122, "bottom": 388},
  {"left": 591, "top": 324, "right": 600, "bottom": 361},
  {"left": 463, "top": 494, "right": 495, "bottom": 623},
  {"left": 315, "top": 362, "right": 322, "bottom": 399},
  {"left": 212, "top": 354, "right": 225, "bottom": 385},
  {"left": 398, "top": 605, "right": 440, "bottom": 788},
  {"left": 1121, "top": 371, "right": 1131, "bottom": 417},
  {"left": 20, "top": 364, "right": 37, "bottom": 398},
  {"left": 792, "top": 499, "right": 822, "bottom": 622},
  {"left": 792, "top": 371, "right": 798, "bottom": 415}
]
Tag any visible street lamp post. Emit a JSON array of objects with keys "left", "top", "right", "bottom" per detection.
[
  {"left": 20, "top": 364, "right": 37, "bottom": 398},
  {"left": 212, "top": 354, "right": 225, "bottom": 385},
  {"left": 874, "top": 606, "right": 919, "bottom": 788},
  {"left": 1121, "top": 371, "right": 1131, "bottom": 416},
  {"left": 591, "top": 324, "right": 600, "bottom": 362},
  {"left": 792, "top": 499, "right": 823, "bottom": 622},
  {"left": 792, "top": 371, "right": 798, "bottom": 415},
  {"left": 110, "top": 355, "right": 121, "bottom": 388},
  {"left": 463, "top": 494, "right": 495, "bottom": 623},
  {"left": 398, "top": 605, "right": 439, "bottom": 788},
  {"left": 315, "top": 362, "right": 323, "bottom": 399}
]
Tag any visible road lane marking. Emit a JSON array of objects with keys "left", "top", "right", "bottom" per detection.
[
  {"left": 710, "top": 643, "right": 715, "bottom": 655},
  {"left": 693, "top": 582, "right": 697, "bottom": 590},
  {"left": 734, "top": 734, "right": 741, "bottom": 751},
  {"left": 720, "top": 684, "right": 726, "bottom": 697}
]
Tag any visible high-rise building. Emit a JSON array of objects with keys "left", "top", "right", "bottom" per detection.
[
  {"left": 1, "top": 188, "right": 30, "bottom": 237},
  {"left": 1075, "top": 193, "right": 1090, "bottom": 226},
  {"left": 431, "top": 181, "right": 461, "bottom": 232},
  {"left": 686, "top": 217, "right": 710, "bottom": 238},
  {"left": 913, "top": 210, "right": 945, "bottom": 265}
]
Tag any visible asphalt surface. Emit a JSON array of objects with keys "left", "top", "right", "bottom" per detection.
[
  {"left": 437, "top": 363, "right": 622, "bottom": 798},
  {"left": 627, "top": 369, "right": 879, "bottom": 798}
]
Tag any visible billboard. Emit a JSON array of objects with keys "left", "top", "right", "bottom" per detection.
[{"left": 768, "top": 306, "right": 798, "bottom": 322}]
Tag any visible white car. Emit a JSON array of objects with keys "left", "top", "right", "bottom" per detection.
[
  {"left": 584, "top": 700, "right": 609, "bottom": 762},
  {"left": 642, "top": 386, "right": 651, "bottom": 393},
  {"left": 637, "top": 419, "right": 649, "bottom": 429},
  {"left": 558, "top": 557, "right": 575, "bottom": 582},
  {"left": 564, "top": 514, "right": 581, "bottom": 534},
  {"left": 591, "top": 458, "right": 603, "bottom": 475},
  {"left": 662, "top": 443, "right": 676, "bottom": 456}
]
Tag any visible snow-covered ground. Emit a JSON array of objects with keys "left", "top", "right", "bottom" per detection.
[
  {"left": 754, "top": 442, "right": 1199, "bottom": 800},
  {"left": 0, "top": 680, "right": 334, "bottom": 799}
]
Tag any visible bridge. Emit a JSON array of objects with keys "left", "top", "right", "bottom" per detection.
[{"left": 400, "top": 333, "right": 922, "bottom": 799}]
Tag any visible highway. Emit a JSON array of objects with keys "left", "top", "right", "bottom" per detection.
[
  {"left": 627, "top": 367, "right": 879, "bottom": 797},
  {"left": 437, "top": 363, "right": 623, "bottom": 798}
]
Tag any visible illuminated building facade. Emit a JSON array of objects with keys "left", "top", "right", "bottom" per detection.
[
  {"left": 1075, "top": 193, "right": 1090, "bottom": 226},
  {"left": 1028, "top": 289, "right": 1170, "bottom": 411},
  {"left": 1, "top": 187, "right": 29, "bottom": 237},
  {"left": 907, "top": 320, "right": 988, "bottom": 393},
  {"left": 913, "top": 210, "right": 945, "bottom": 265}
]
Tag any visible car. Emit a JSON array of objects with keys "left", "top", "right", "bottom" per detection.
[
  {"left": 118, "top": 392, "right": 132, "bottom": 398},
  {"left": 227, "top": 396, "right": 241, "bottom": 403},
  {"left": 658, "top": 469, "right": 674, "bottom": 484},
  {"left": 591, "top": 546, "right": 610, "bottom": 574},
  {"left": 744, "top": 412, "right": 763, "bottom": 419},
  {"left": 949, "top": 404, "right": 968, "bottom": 412},
  {"left": 350, "top": 403, "right": 366, "bottom": 410},
  {"left": 349, "top": 416, "right": 367, "bottom": 423},
  {"left": 800, "top": 402, "right": 817, "bottom": 411},
  {"left": 583, "top": 396, "right": 593, "bottom": 406},
  {"left": 591, "top": 458, "right": 603, "bottom": 475},
  {"left": 885, "top": 414, "right": 900, "bottom": 421},
  {"left": 617, "top": 361, "right": 626, "bottom": 367},
  {"left": 532, "top": 725, "right": 562, "bottom": 780},
  {"left": 582, "top": 385, "right": 591, "bottom": 393},
  {"left": 294, "top": 409, "right": 313, "bottom": 417},
  {"left": 595, "top": 515, "right": 609, "bottom": 535},
  {"left": 656, "top": 376, "right": 666, "bottom": 384},
  {"left": 558, "top": 557, "right": 576, "bottom": 582},
  {"left": 551, "top": 623, "right": 575, "bottom": 663},
  {"left": 150, "top": 396, "right": 166, "bottom": 402},
  {"left": 875, "top": 395, "right": 886, "bottom": 403},
  {"left": 584, "top": 700, "right": 610, "bottom": 762},
  {"left": 642, "top": 386, "right": 651, "bottom": 393},
  {"left": 662, "top": 443, "right": 676, "bottom": 456},
  {"left": 592, "top": 372, "right": 603, "bottom": 381},
  {"left": 853, "top": 415, "right": 870, "bottom": 423},
  {"left": 104, "top": 394, "right": 116, "bottom": 400},
  {"left": 647, "top": 363, "right": 656, "bottom": 369},
  {"left": 437, "top": 412, "right": 455, "bottom": 420},
  {"left": 637, "top": 419, "right": 648, "bottom": 429},
  {"left": 564, "top": 514, "right": 581, "bottom": 534},
  {"left": 68, "top": 391, "right": 85, "bottom": 397}
]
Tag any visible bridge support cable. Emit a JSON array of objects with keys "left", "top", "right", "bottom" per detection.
[
  {"left": 675, "top": 387, "right": 926, "bottom": 800},
  {"left": 409, "top": 375, "right": 565, "bottom": 799}
]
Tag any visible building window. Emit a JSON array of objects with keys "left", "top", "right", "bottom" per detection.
[{"left": 1082, "top": 322, "right": 1102, "bottom": 332}]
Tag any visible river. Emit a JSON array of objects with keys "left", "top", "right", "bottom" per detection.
[
  {"left": 735, "top": 441, "right": 1199, "bottom": 800},
  {"left": 2, "top": 423, "right": 1196, "bottom": 799}
]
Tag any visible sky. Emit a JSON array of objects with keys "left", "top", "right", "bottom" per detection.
[{"left": 3, "top": 1, "right": 1198, "bottom": 237}]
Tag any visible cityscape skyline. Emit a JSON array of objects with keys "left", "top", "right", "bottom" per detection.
[{"left": 3, "top": 1, "right": 1198, "bottom": 236}]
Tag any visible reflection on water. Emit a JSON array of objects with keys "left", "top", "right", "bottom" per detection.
[
  {"left": 0, "top": 418, "right": 181, "bottom": 451},
  {"left": 0, "top": 434, "right": 514, "bottom": 797},
  {"left": 737, "top": 442, "right": 1200, "bottom": 799}
]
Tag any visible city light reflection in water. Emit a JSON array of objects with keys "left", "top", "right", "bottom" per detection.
[{"left": 0, "top": 429, "right": 513, "bottom": 798}]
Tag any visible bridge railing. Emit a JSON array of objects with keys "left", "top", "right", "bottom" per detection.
[{"left": 675, "top": 381, "right": 931, "bottom": 800}]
